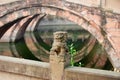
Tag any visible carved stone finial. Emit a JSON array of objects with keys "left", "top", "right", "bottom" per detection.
[
  {"left": 50, "top": 31, "right": 69, "bottom": 80},
  {"left": 50, "top": 31, "right": 68, "bottom": 56}
]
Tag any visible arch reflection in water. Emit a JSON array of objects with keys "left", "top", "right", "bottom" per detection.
[
  {"left": 35, "top": 14, "right": 113, "bottom": 70},
  {"left": 8, "top": 29, "right": 113, "bottom": 70},
  {"left": 10, "top": 32, "right": 50, "bottom": 62},
  {"left": 24, "top": 32, "right": 49, "bottom": 62},
  {"left": 10, "top": 37, "right": 40, "bottom": 61},
  {"left": 0, "top": 15, "right": 113, "bottom": 71}
]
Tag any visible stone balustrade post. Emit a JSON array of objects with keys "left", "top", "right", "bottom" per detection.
[{"left": 50, "top": 31, "right": 70, "bottom": 80}]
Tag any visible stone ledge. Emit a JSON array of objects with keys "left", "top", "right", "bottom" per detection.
[
  {"left": 0, "top": 56, "right": 120, "bottom": 80},
  {"left": 65, "top": 67, "right": 120, "bottom": 80},
  {"left": 0, "top": 55, "right": 50, "bottom": 79},
  {"left": 0, "top": 71, "right": 44, "bottom": 80}
]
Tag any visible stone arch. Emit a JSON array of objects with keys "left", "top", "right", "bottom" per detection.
[
  {"left": 0, "top": 0, "right": 119, "bottom": 69},
  {"left": 0, "top": 6, "right": 104, "bottom": 44}
]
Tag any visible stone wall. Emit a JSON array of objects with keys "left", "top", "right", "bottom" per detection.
[
  {"left": 66, "top": 0, "right": 120, "bottom": 14},
  {"left": 0, "top": 0, "right": 120, "bottom": 14},
  {"left": 66, "top": 0, "right": 100, "bottom": 7},
  {"left": 103, "top": 0, "right": 120, "bottom": 13}
]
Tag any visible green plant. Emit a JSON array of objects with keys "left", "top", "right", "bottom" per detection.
[
  {"left": 69, "top": 43, "right": 77, "bottom": 66},
  {"left": 78, "top": 62, "right": 84, "bottom": 67}
]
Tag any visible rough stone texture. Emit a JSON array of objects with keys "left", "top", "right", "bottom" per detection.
[
  {"left": 0, "top": 71, "right": 45, "bottom": 80},
  {"left": 50, "top": 31, "right": 68, "bottom": 56},
  {"left": 50, "top": 31, "right": 70, "bottom": 80},
  {"left": 65, "top": 67, "right": 120, "bottom": 80},
  {"left": 0, "top": 55, "right": 50, "bottom": 80}
]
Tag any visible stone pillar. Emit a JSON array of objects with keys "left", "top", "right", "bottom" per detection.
[{"left": 50, "top": 31, "right": 70, "bottom": 80}]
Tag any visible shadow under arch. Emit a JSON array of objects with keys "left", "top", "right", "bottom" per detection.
[
  {"left": 12, "top": 14, "right": 39, "bottom": 42},
  {"left": 0, "top": 17, "right": 26, "bottom": 39},
  {"left": 14, "top": 37, "right": 40, "bottom": 61}
]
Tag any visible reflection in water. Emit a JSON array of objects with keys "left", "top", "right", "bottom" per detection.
[
  {"left": 0, "top": 15, "right": 113, "bottom": 71},
  {"left": 24, "top": 32, "right": 49, "bottom": 62},
  {"left": 0, "top": 43, "right": 13, "bottom": 56},
  {"left": 0, "top": 30, "right": 113, "bottom": 70},
  {"left": 13, "top": 38, "right": 40, "bottom": 61}
]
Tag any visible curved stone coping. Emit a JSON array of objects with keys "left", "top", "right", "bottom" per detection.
[
  {"left": 65, "top": 67, "right": 120, "bottom": 80},
  {"left": 0, "top": 55, "right": 50, "bottom": 79}
]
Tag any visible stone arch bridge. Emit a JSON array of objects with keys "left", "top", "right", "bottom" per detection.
[{"left": 0, "top": 0, "right": 120, "bottom": 71}]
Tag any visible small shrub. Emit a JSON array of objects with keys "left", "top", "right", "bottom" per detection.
[{"left": 68, "top": 43, "right": 76, "bottom": 66}]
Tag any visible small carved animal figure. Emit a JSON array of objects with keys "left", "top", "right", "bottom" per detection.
[{"left": 50, "top": 31, "right": 68, "bottom": 56}]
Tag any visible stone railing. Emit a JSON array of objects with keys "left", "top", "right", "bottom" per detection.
[
  {"left": 0, "top": 55, "right": 49, "bottom": 80},
  {"left": 0, "top": 31, "right": 120, "bottom": 80},
  {"left": 0, "top": 55, "right": 120, "bottom": 80}
]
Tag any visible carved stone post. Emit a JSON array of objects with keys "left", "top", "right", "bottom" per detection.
[{"left": 50, "top": 31, "right": 70, "bottom": 80}]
